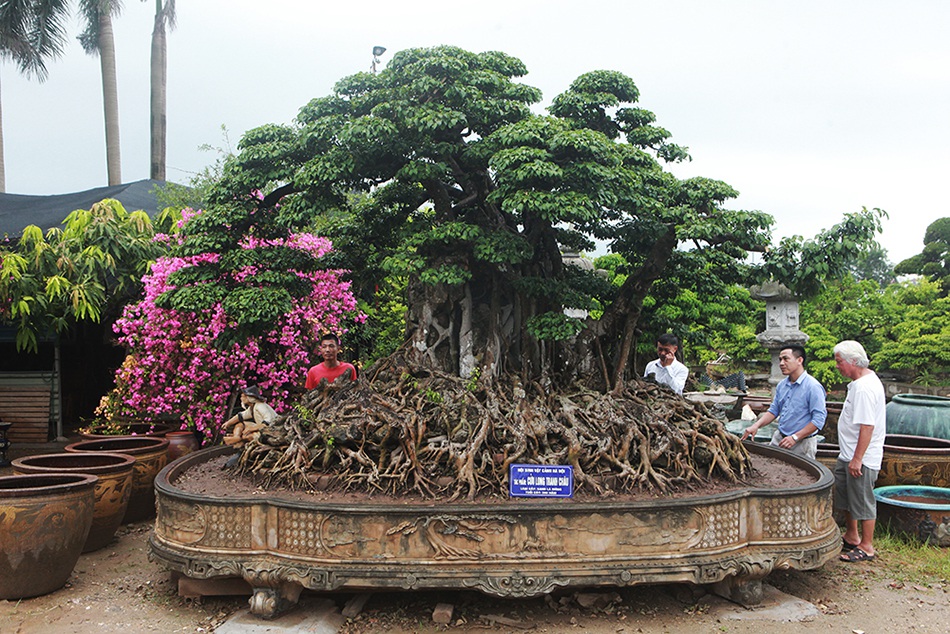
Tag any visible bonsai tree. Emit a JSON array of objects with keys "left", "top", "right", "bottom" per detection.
[{"left": 159, "top": 46, "right": 882, "bottom": 499}]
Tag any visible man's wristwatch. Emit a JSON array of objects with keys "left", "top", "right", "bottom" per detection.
[{"left": 791, "top": 433, "right": 800, "bottom": 442}]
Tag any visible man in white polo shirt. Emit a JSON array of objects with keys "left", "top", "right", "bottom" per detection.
[
  {"left": 643, "top": 333, "right": 689, "bottom": 395},
  {"left": 833, "top": 339, "right": 886, "bottom": 564}
]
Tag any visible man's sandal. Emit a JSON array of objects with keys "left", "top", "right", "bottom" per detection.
[
  {"left": 840, "top": 547, "right": 874, "bottom": 562},
  {"left": 841, "top": 540, "right": 860, "bottom": 553}
]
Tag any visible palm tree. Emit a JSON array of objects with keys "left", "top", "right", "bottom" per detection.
[
  {"left": 147, "top": 0, "right": 174, "bottom": 181},
  {"left": 0, "top": 0, "right": 70, "bottom": 192},
  {"left": 78, "top": 0, "right": 123, "bottom": 186}
]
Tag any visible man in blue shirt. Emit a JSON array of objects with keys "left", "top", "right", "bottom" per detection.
[{"left": 741, "top": 345, "right": 826, "bottom": 460}]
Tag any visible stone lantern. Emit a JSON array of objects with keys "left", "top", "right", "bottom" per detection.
[{"left": 750, "top": 281, "right": 808, "bottom": 389}]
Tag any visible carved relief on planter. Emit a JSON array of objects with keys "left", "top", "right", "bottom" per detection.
[{"left": 149, "top": 444, "right": 839, "bottom": 618}]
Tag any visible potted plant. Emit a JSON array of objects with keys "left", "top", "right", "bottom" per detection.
[{"left": 79, "top": 389, "right": 173, "bottom": 439}]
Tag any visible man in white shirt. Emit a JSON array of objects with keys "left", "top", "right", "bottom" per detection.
[
  {"left": 643, "top": 333, "right": 689, "bottom": 395},
  {"left": 834, "top": 339, "right": 886, "bottom": 563}
]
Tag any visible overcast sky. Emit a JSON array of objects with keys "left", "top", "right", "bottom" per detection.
[{"left": 3, "top": 0, "right": 948, "bottom": 263}]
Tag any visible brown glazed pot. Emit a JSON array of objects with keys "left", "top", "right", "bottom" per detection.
[
  {"left": 79, "top": 422, "right": 173, "bottom": 440},
  {"left": 65, "top": 436, "right": 169, "bottom": 523},
  {"left": 166, "top": 431, "right": 202, "bottom": 462},
  {"left": 816, "top": 443, "right": 839, "bottom": 471},
  {"left": 822, "top": 402, "right": 844, "bottom": 444},
  {"left": 878, "top": 434, "right": 950, "bottom": 488},
  {"left": 12, "top": 452, "right": 136, "bottom": 552},
  {"left": 0, "top": 473, "right": 97, "bottom": 599}
]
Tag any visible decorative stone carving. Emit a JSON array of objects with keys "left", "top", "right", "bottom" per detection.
[
  {"left": 150, "top": 444, "right": 839, "bottom": 619},
  {"left": 750, "top": 281, "right": 809, "bottom": 388}
]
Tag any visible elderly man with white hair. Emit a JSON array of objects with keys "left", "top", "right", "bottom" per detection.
[{"left": 833, "top": 340, "right": 886, "bottom": 563}]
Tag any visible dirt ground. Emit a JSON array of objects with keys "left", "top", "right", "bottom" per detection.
[
  {"left": 3, "top": 444, "right": 949, "bottom": 633},
  {"left": 1, "top": 513, "right": 948, "bottom": 633}
]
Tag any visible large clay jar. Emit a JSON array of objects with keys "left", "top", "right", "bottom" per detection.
[
  {"left": 822, "top": 402, "right": 844, "bottom": 444},
  {"left": 815, "top": 442, "right": 839, "bottom": 471},
  {"left": 12, "top": 452, "right": 136, "bottom": 552},
  {"left": 0, "top": 473, "right": 97, "bottom": 599},
  {"left": 166, "top": 430, "right": 202, "bottom": 462},
  {"left": 65, "top": 436, "right": 169, "bottom": 523},
  {"left": 80, "top": 422, "right": 173, "bottom": 440},
  {"left": 886, "top": 394, "right": 950, "bottom": 441},
  {"left": 878, "top": 434, "right": 950, "bottom": 488}
]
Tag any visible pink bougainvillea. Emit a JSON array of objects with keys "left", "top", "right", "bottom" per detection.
[{"left": 110, "top": 226, "right": 363, "bottom": 440}]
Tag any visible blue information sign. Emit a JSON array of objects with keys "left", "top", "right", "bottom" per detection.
[{"left": 509, "top": 464, "right": 573, "bottom": 498}]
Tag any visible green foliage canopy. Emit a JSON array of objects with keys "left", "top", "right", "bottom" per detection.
[
  {"left": 187, "top": 46, "right": 884, "bottom": 384},
  {"left": 895, "top": 217, "right": 950, "bottom": 296}
]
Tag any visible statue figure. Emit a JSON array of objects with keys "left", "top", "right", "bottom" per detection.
[{"left": 223, "top": 385, "right": 277, "bottom": 449}]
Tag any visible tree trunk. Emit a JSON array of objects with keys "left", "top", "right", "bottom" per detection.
[
  {"left": 99, "top": 13, "right": 122, "bottom": 186},
  {"left": 149, "top": 7, "right": 166, "bottom": 181},
  {"left": 404, "top": 260, "right": 524, "bottom": 380}
]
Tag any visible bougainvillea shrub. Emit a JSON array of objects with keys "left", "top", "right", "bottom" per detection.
[{"left": 108, "top": 215, "right": 363, "bottom": 440}]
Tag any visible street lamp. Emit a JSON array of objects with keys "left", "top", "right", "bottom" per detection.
[{"left": 371, "top": 46, "right": 387, "bottom": 74}]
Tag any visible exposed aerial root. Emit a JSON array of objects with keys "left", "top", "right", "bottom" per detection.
[{"left": 238, "top": 353, "right": 751, "bottom": 499}]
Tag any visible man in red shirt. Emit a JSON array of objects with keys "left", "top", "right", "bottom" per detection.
[{"left": 305, "top": 333, "right": 357, "bottom": 389}]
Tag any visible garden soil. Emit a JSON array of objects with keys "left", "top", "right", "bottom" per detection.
[{"left": 2, "top": 448, "right": 950, "bottom": 633}]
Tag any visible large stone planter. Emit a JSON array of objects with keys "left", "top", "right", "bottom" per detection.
[
  {"left": 0, "top": 473, "right": 97, "bottom": 599},
  {"left": 878, "top": 434, "right": 950, "bottom": 488},
  {"left": 149, "top": 443, "right": 839, "bottom": 619},
  {"left": 12, "top": 452, "right": 136, "bottom": 552},
  {"left": 66, "top": 436, "right": 169, "bottom": 523},
  {"left": 874, "top": 485, "right": 950, "bottom": 546}
]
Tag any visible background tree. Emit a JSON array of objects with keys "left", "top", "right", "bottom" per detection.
[
  {"left": 799, "top": 275, "right": 893, "bottom": 388},
  {"left": 0, "top": 198, "right": 178, "bottom": 351},
  {"left": 847, "top": 241, "right": 894, "bottom": 286},
  {"left": 594, "top": 252, "right": 763, "bottom": 375},
  {"left": 146, "top": 0, "right": 174, "bottom": 180},
  {"left": 873, "top": 278, "right": 950, "bottom": 385},
  {"left": 895, "top": 217, "right": 950, "bottom": 296},
  {"left": 0, "top": 0, "right": 69, "bottom": 192},
  {"left": 759, "top": 207, "right": 887, "bottom": 298},
  {"left": 78, "top": 0, "right": 123, "bottom": 185}
]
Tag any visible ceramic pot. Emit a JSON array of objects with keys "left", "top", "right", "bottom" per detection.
[
  {"left": 12, "top": 452, "right": 136, "bottom": 552},
  {"left": 822, "top": 402, "right": 844, "bottom": 444},
  {"left": 80, "top": 422, "right": 173, "bottom": 440},
  {"left": 166, "top": 431, "right": 202, "bottom": 462},
  {"left": 65, "top": 436, "right": 169, "bottom": 523},
  {"left": 0, "top": 473, "right": 97, "bottom": 599},
  {"left": 878, "top": 434, "right": 950, "bottom": 488},
  {"left": 815, "top": 443, "right": 839, "bottom": 471},
  {"left": 874, "top": 485, "right": 950, "bottom": 546},
  {"left": 886, "top": 394, "right": 950, "bottom": 441}
]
